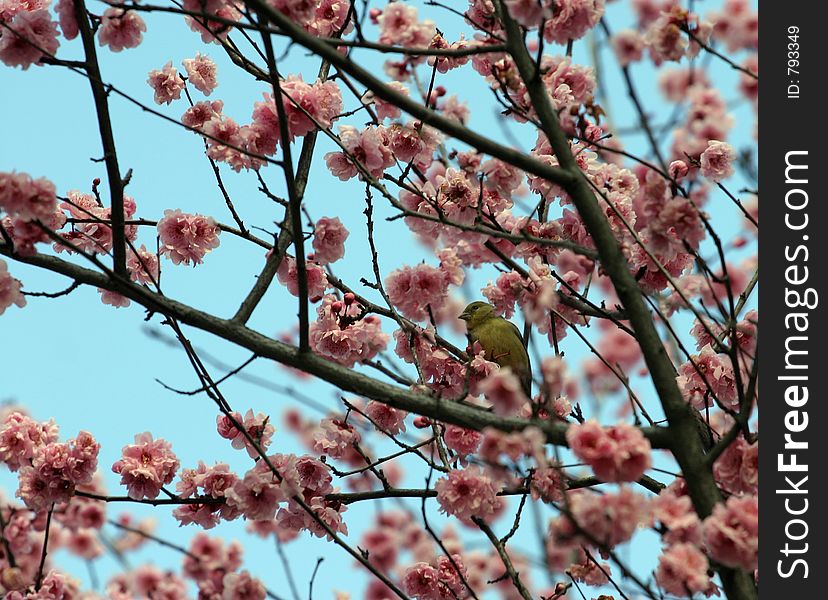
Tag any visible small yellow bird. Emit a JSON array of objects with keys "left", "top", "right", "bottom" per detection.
[{"left": 459, "top": 301, "right": 532, "bottom": 398}]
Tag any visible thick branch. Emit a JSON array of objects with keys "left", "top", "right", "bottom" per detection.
[
  {"left": 72, "top": 0, "right": 127, "bottom": 276},
  {"left": 0, "top": 247, "right": 671, "bottom": 449},
  {"left": 495, "top": 4, "right": 756, "bottom": 599}
]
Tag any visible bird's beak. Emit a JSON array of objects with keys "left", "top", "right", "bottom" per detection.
[{"left": 459, "top": 309, "right": 472, "bottom": 322}]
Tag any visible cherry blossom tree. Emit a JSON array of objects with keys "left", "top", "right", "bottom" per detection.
[{"left": 0, "top": 0, "right": 758, "bottom": 598}]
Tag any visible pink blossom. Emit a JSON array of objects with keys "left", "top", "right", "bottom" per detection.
[
  {"left": 401, "top": 563, "right": 439, "bottom": 600},
  {"left": 311, "top": 216, "right": 349, "bottom": 265},
  {"left": 111, "top": 432, "right": 180, "bottom": 500},
  {"left": 309, "top": 295, "right": 389, "bottom": 367},
  {"left": 702, "top": 494, "right": 758, "bottom": 571},
  {"left": 542, "top": 0, "right": 605, "bottom": 45},
  {"left": 443, "top": 425, "right": 482, "bottom": 457},
  {"left": 477, "top": 368, "right": 528, "bottom": 417},
  {"left": 553, "top": 487, "right": 648, "bottom": 547},
  {"left": 182, "top": 99, "right": 224, "bottom": 130},
  {"left": 385, "top": 264, "right": 449, "bottom": 321},
  {"left": 505, "top": 0, "right": 552, "bottom": 28},
  {"left": 324, "top": 125, "right": 395, "bottom": 181},
  {"left": 0, "top": 9, "right": 58, "bottom": 69},
  {"left": 713, "top": 436, "right": 757, "bottom": 495},
  {"left": 147, "top": 61, "right": 185, "bottom": 105},
  {"left": 99, "top": 288, "right": 130, "bottom": 308},
  {"left": 183, "top": 53, "right": 218, "bottom": 95},
  {"left": 222, "top": 571, "right": 265, "bottom": 600},
  {"left": 364, "top": 401, "right": 407, "bottom": 435},
  {"left": 401, "top": 555, "right": 468, "bottom": 600},
  {"left": 612, "top": 29, "right": 645, "bottom": 65},
  {"left": 0, "top": 411, "right": 58, "bottom": 471},
  {"left": 700, "top": 140, "right": 736, "bottom": 182},
  {"left": 312, "top": 418, "right": 360, "bottom": 459},
  {"left": 181, "top": 0, "right": 241, "bottom": 43},
  {"left": 651, "top": 491, "right": 702, "bottom": 545},
  {"left": 435, "top": 467, "right": 500, "bottom": 522},
  {"left": 669, "top": 159, "right": 689, "bottom": 180},
  {"left": 67, "top": 528, "right": 104, "bottom": 560},
  {"left": 54, "top": 0, "right": 77, "bottom": 40},
  {"left": 216, "top": 409, "right": 276, "bottom": 458},
  {"left": 127, "top": 244, "right": 159, "bottom": 286},
  {"left": 530, "top": 465, "right": 565, "bottom": 503},
  {"left": 97, "top": 8, "right": 146, "bottom": 52},
  {"left": 566, "top": 420, "right": 652, "bottom": 482},
  {"left": 656, "top": 542, "right": 716, "bottom": 596},
  {"left": 1, "top": 204, "right": 66, "bottom": 256},
  {"left": 56, "top": 190, "right": 138, "bottom": 255},
  {"left": 252, "top": 76, "right": 343, "bottom": 144},
  {"left": 0, "top": 259, "right": 25, "bottom": 316},
  {"left": 676, "top": 344, "right": 737, "bottom": 409},
  {"left": 157, "top": 208, "right": 221, "bottom": 266},
  {"left": 377, "top": 2, "right": 434, "bottom": 48},
  {"left": 644, "top": 8, "right": 689, "bottom": 64},
  {"left": 277, "top": 256, "right": 329, "bottom": 300},
  {"left": 17, "top": 432, "right": 100, "bottom": 510},
  {"left": 0, "top": 171, "right": 57, "bottom": 222}
]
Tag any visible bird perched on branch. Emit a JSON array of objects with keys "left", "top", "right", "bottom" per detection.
[{"left": 459, "top": 301, "right": 532, "bottom": 398}]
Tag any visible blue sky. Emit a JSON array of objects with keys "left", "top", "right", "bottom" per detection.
[{"left": 1, "top": 0, "right": 757, "bottom": 597}]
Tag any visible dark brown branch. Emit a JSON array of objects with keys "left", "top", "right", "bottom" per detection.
[
  {"left": 73, "top": 0, "right": 127, "bottom": 275},
  {"left": 0, "top": 248, "right": 672, "bottom": 450}
]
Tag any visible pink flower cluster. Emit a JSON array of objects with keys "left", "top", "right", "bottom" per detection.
[
  {"left": 311, "top": 216, "right": 348, "bottom": 265},
  {"left": 325, "top": 125, "right": 395, "bottom": 181},
  {"left": 180, "top": 0, "right": 242, "bottom": 43},
  {"left": 156, "top": 208, "right": 221, "bottom": 266},
  {"left": 98, "top": 8, "right": 146, "bottom": 52},
  {"left": 311, "top": 417, "right": 361, "bottom": 459},
  {"left": 713, "top": 436, "right": 758, "bottom": 495},
  {"left": 0, "top": 9, "right": 58, "bottom": 70},
  {"left": 551, "top": 487, "right": 648, "bottom": 548},
  {"left": 401, "top": 555, "right": 469, "bottom": 600},
  {"left": 700, "top": 140, "right": 736, "bottom": 182},
  {"left": 111, "top": 432, "right": 180, "bottom": 500},
  {"left": 225, "top": 453, "right": 347, "bottom": 540},
  {"left": 707, "top": 0, "right": 758, "bottom": 52},
  {"left": 57, "top": 190, "right": 138, "bottom": 255},
  {"left": 541, "top": 0, "right": 605, "bottom": 45},
  {"left": 377, "top": 2, "right": 435, "bottom": 49},
  {"left": 476, "top": 368, "right": 528, "bottom": 417},
  {"left": 17, "top": 430, "right": 100, "bottom": 511},
  {"left": 443, "top": 425, "right": 482, "bottom": 457},
  {"left": 251, "top": 76, "right": 343, "bottom": 147},
  {"left": 0, "top": 171, "right": 57, "bottom": 222},
  {"left": 676, "top": 344, "right": 737, "bottom": 410},
  {"left": 702, "top": 494, "right": 758, "bottom": 571},
  {"left": 174, "top": 461, "right": 240, "bottom": 528},
  {"left": 277, "top": 255, "right": 329, "bottom": 300},
  {"left": 309, "top": 294, "right": 389, "bottom": 367},
  {"left": 385, "top": 263, "right": 450, "bottom": 322},
  {"left": 179, "top": 533, "right": 244, "bottom": 598},
  {"left": 651, "top": 490, "right": 702, "bottom": 545},
  {"left": 364, "top": 401, "right": 407, "bottom": 435},
  {"left": 0, "top": 259, "right": 26, "bottom": 315},
  {"left": 147, "top": 61, "right": 185, "bottom": 105},
  {"left": 182, "top": 53, "right": 218, "bottom": 95},
  {"left": 566, "top": 420, "right": 652, "bottom": 482},
  {"left": 216, "top": 409, "right": 276, "bottom": 458},
  {"left": 0, "top": 411, "right": 59, "bottom": 471},
  {"left": 435, "top": 467, "right": 501, "bottom": 522},
  {"left": 655, "top": 542, "right": 717, "bottom": 597}
]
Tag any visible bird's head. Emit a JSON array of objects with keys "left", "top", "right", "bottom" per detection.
[{"left": 459, "top": 301, "right": 495, "bottom": 329}]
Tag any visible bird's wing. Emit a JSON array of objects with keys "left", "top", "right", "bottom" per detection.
[{"left": 477, "top": 318, "right": 532, "bottom": 397}]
